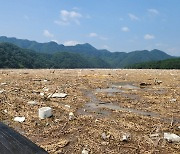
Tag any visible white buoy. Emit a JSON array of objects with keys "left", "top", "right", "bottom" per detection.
[{"left": 39, "top": 107, "right": 52, "bottom": 119}]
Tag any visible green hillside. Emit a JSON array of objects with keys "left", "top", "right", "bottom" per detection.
[
  {"left": 0, "top": 36, "right": 173, "bottom": 68},
  {"left": 127, "top": 58, "right": 180, "bottom": 69},
  {"left": 0, "top": 43, "right": 110, "bottom": 68},
  {"left": 0, "top": 43, "right": 51, "bottom": 68}
]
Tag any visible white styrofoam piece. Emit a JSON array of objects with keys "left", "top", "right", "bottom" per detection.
[
  {"left": 14, "top": 116, "right": 25, "bottom": 123},
  {"left": 69, "top": 112, "right": 75, "bottom": 120},
  {"left": 39, "top": 107, "right": 52, "bottom": 119},
  {"left": 27, "top": 101, "right": 37, "bottom": 105},
  {"left": 164, "top": 132, "right": 180, "bottom": 142},
  {"left": 49, "top": 93, "right": 67, "bottom": 98}
]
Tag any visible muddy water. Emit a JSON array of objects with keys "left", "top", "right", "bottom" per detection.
[
  {"left": 95, "top": 87, "right": 123, "bottom": 93},
  {"left": 78, "top": 82, "right": 180, "bottom": 123},
  {"left": 112, "top": 82, "right": 140, "bottom": 90},
  {"left": 78, "top": 89, "right": 158, "bottom": 118}
]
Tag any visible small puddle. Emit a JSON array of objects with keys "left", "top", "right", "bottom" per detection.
[
  {"left": 77, "top": 107, "right": 110, "bottom": 118},
  {"left": 112, "top": 82, "right": 140, "bottom": 90},
  {"left": 78, "top": 88, "right": 180, "bottom": 123},
  {"left": 153, "top": 89, "right": 167, "bottom": 95},
  {"left": 95, "top": 83, "right": 140, "bottom": 100},
  {"left": 95, "top": 87, "right": 123, "bottom": 93},
  {"left": 78, "top": 91, "right": 158, "bottom": 117}
]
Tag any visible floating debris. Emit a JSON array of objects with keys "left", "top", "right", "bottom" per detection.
[
  {"left": 95, "top": 119, "right": 99, "bottom": 123},
  {"left": 101, "top": 132, "right": 111, "bottom": 140},
  {"left": 69, "top": 112, "right": 75, "bottom": 121},
  {"left": 23, "top": 72, "right": 29, "bottom": 74},
  {"left": 27, "top": 101, "right": 37, "bottom": 105},
  {"left": 40, "top": 92, "right": 44, "bottom": 96},
  {"left": 101, "top": 141, "right": 109, "bottom": 146},
  {"left": 57, "top": 140, "right": 69, "bottom": 148},
  {"left": 164, "top": 133, "right": 180, "bottom": 142},
  {"left": 65, "top": 105, "right": 71, "bottom": 108},
  {"left": 0, "top": 69, "right": 180, "bottom": 153},
  {"left": 1, "top": 82, "right": 7, "bottom": 86},
  {"left": 39, "top": 107, "right": 52, "bottom": 119},
  {"left": 82, "top": 146, "right": 90, "bottom": 154},
  {"left": 121, "top": 133, "right": 131, "bottom": 142},
  {"left": 140, "top": 82, "right": 151, "bottom": 87},
  {"left": 82, "top": 149, "right": 89, "bottom": 154},
  {"left": 48, "top": 93, "right": 67, "bottom": 98},
  {"left": 150, "top": 133, "right": 160, "bottom": 138},
  {"left": 32, "top": 79, "right": 42, "bottom": 81},
  {"left": 14, "top": 117, "right": 25, "bottom": 123},
  {"left": 154, "top": 78, "right": 162, "bottom": 85},
  {"left": 0, "top": 89, "right": 5, "bottom": 94},
  {"left": 43, "top": 88, "right": 49, "bottom": 92},
  {"left": 170, "top": 99, "right": 177, "bottom": 102},
  {"left": 32, "top": 90, "right": 40, "bottom": 94}
]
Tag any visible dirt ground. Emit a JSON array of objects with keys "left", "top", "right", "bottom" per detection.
[{"left": 0, "top": 69, "right": 180, "bottom": 154}]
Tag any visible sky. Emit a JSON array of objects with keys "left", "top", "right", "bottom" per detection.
[{"left": 0, "top": 0, "right": 180, "bottom": 56}]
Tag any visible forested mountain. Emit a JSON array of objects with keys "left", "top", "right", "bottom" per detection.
[
  {"left": 0, "top": 43, "right": 50, "bottom": 68},
  {"left": 0, "top": 43, "right": 110, "bottom": 68},
  {"left": 0, "top": 36, "right": 174, "bottom": 68},
  {"left": 127, "top": 58, "right": 180, "bottom": 69}
]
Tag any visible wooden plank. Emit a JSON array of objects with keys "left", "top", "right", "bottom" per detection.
[{"left": 0, "top": 122, "right": 48, "bottom": 154}]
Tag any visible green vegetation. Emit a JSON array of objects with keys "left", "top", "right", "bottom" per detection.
[
  {"left": 0, "top": 36, "right": 173, "bottom": 68},
  {"left": 127, "top": 58, "right": 180, "bottom": 69},
  {"left": 0, "top": 43, "right": 50, "bottom": 68},
  {"left": 0, "top": 43, "right": 110, "bottom": 68}
]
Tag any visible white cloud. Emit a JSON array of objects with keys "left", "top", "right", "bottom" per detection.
[
  {"left": 121, "top": 27, "right": 130, "bottom": 32},
  {"left": 55, "top": 10, "right": 82, "bottom": 25},
  {"left": 64, "top": 40, "right": 79, "bottom": 46},
  {"left": 128, "top": 13, "right": 139, "bottom": 21},
  {"left": 89, "top": 33, "right": 98, "bottom": 37},
  {"left": 144, "top": 34, "right": 155, "bottom": 40},
  {"left": 88, "top": 33, "right": 108, "bottom": 40},
  {"left": 43, "top": 30, "right": 54, "bottom": 38},
  {"left": 148, "top": 9, "right": 159, "bottom": 15}
]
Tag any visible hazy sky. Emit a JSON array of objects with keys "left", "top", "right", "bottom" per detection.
[{"left": 0, "top": 0, "right": 180, "bottom": 56}]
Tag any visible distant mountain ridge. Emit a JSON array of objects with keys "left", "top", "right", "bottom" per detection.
[
  {"left": 0, "top": 43, "right": 110, "bottom": 68},
  {"left": 0, "top": 36, "right": 173, "bottom": 68},
  {"left": 127, "top": 58, "right": 180, "bottom": 69}
]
